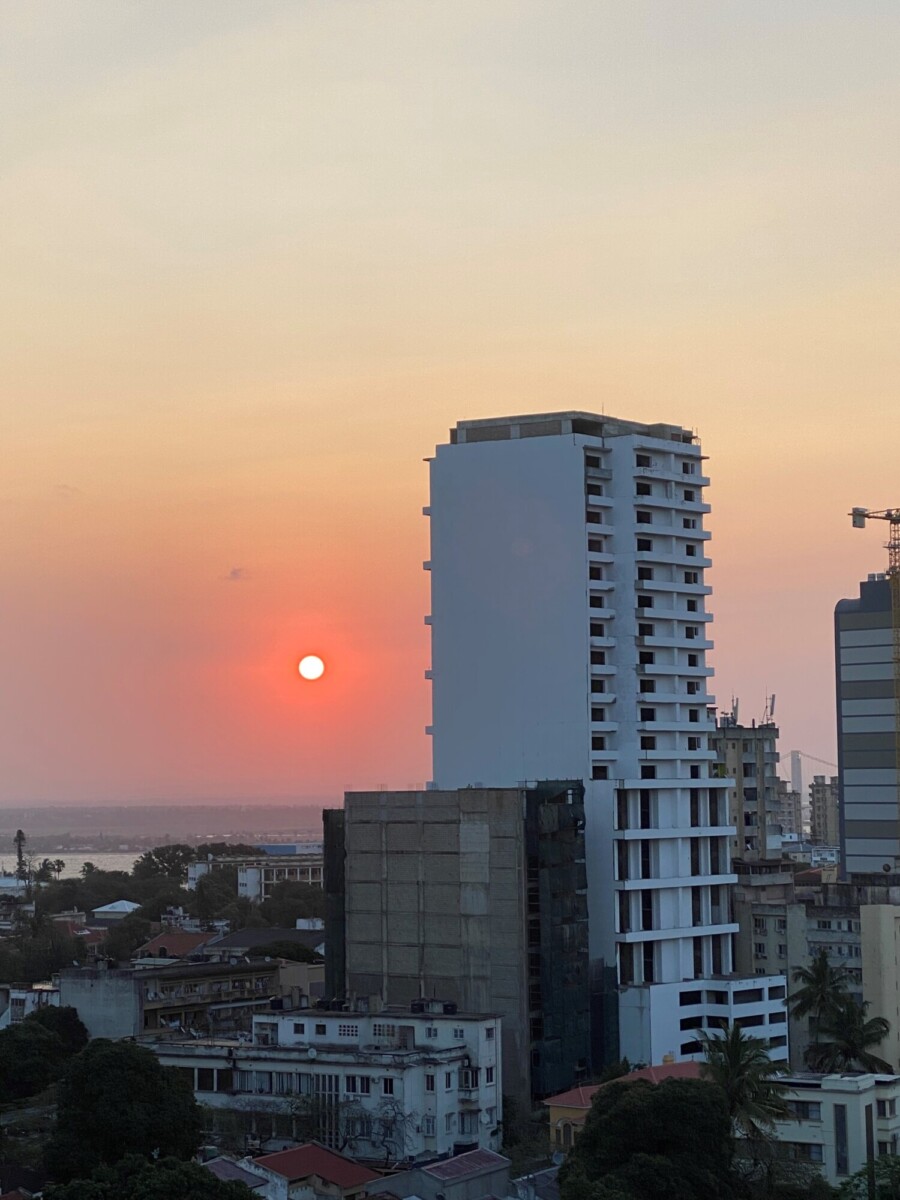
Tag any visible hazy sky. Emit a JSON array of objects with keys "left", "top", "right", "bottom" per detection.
[{"left": 2, "top": 1, "right": 898, "bottom": 805}]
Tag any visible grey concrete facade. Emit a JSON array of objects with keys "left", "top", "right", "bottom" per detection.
[{"left": 327, "top": 783, "right": 590, "bottom": 1104}]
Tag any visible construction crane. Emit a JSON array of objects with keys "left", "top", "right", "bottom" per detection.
[{"left": 850, "top": 507, "right": 900, "bottom": 866}]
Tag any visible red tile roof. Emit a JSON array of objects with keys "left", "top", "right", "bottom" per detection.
[
  {"left": 254, "top": 1143, "right": 380, "bottom": 1189},
  {"left": 424, "top": 1150, "right": 508, "bottom": 1180},
  {"left": 544, "top": 1061, "right": 703, "bottom": 1110},
  {"left": 137, "top": 930, "right": 211, "bottom": 958}
]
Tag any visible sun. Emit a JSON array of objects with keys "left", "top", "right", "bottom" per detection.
[{"left": 298, "top": 655, "right": 325, "bottom": 681}]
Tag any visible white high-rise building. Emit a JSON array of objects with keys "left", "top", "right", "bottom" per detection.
[{"left": 426, "top": 411, "right": 787, "bottom": 1066}]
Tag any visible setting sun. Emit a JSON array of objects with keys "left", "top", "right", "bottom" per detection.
[{"left": 298, "top": 655, "right": 325, "bottom": 681}]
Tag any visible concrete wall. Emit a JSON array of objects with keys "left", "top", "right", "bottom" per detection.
[
  {"left": 58, "top": 968, "right": 142, "bottom": 1038},
  {"left": 343, "top": 788, "right": 531, "bottom": 1103},
  {"left": 862, "top": 905, "right": 900, "bottom": 1072}
]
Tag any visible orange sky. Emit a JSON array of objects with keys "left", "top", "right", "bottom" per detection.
[{"left": 1, "top": 1, "right": 898, "bottom": 804}]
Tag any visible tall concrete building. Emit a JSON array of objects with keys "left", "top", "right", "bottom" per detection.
[
  {"left": 426, "top": 411, "right": 787, "bottom": 1067},
  {"left": 710, "top": 715, "right": 782, "bottom": 860},
  {"left": 775, "top": 779, "right": 804, "bottom": 839},
  {"left": 324, "top": 782, "right": 590, "bottom": 1103},
  {"left": 835, "top": 576, "right": 898, "bottom": 874},
  {"left": 809, "top": 775, "right": 840, "bottom": 847}
]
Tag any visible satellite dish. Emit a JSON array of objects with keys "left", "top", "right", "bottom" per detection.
[{"left": 308, "top": 1047, "right": 317, "bottom": 1059}]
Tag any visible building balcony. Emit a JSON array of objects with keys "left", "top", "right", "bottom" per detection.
[{"left": 616, "top": 824, "right": 736, "bottom": 841}]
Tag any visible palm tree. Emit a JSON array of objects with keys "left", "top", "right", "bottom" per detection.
[
  {"left": 789, "top": 948, "right": 852, "bottom": 1056},
  {"left": 809, "top": 996, "right": 892, "bottom": 1074},
  {"left": 52, "top": 859, "right": 66, "bottom": 880},
  {"left": 700, "top": 1024, "right": 791, "bottom": 1145}
]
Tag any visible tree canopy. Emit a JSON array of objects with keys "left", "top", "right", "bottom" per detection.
[
  {"left": 558, "top": 1078, "right": 738, "bottom": 1200},
  {"left": 132, "top": 845, "right": 197, "bottom": 883},
  {"left": 44, "top": 1155, "right": 256, "bottom": 1199},
  {"left": 0, "top": 1019, "right": 68, "bottom": 1102},
  {"left": 257, "top": 879, "right": 324, "bottom": 926},
  {"left": 44, "top": 1040, "right": 204, "bottom": 1182},
  {"left": 25, "top": 1004, "right": 89, "bottom": 1055},
  {"left": 700, "top": 1025, "right": 789, "bottom": 1144}
]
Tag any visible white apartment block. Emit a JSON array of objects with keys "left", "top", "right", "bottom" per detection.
[
  {"left": 427, "top": 411, "right": 787, "bottom": 1065},
  {"left": 773, "top": 1072, "right": 900, "bottom": 1186},
  {"left": 150, "top": 1003, "right": 502, "bottom": 1163},
  {"left": 188, "top": 844, "right": 324, "bottom": 903}
]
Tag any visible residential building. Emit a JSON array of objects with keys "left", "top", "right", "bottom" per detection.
[
  {"left": 136, "top": 930, "right": 212, "bottom": 960},
  {"left": 90, "top": 899, "right": 141, "bottom": 926},
  {"left": 0, "top": 981, "right": 59, "bottom": 1029},
  {"left": 426, "top": 410, "right": 786, "bottom": 1065},
  {"left": 861, "top": 905, "right": 900, "bottom": 1073},
  {"left": 199, "top": 926, "right": 326, "bottom": 961},
  {"left": 771, "top": 1071, "right": 900, "bottom": 1186},
  {"left": 325, "top": 782, "right": 590, "bottom": 1103},
  {"left": 835, "top": 574, "right": 897, "bottom": 875},
  {"left": 710, "top": 714, "right": 782, "bottom": 860},
  {"left": 202, "top": 1158, "right": 273, "bottom": 1197},
  {"left": 543, "top": 1062, "right": 702, "bottom": 1150},
  {"left": 150, "top": 1003, "right": 502, "bottom": 1163},
  {"left": 58, "top": 958, "right": 310, "bottom": 1039},
  {"left": 252, "top": 1143, "right": 379, "bottom": 1200},
  {"left": 775, "top": 780, "right": 804, "bottom": 839},
  {"left": 367, "top": 1148, "right": 512, "bottom": 1200},
  {"left": 810, "top": 775, "right": 840, "bottom": 848},
  {"left": 188, "top": 844, "right": 324, "bottom": 903}
]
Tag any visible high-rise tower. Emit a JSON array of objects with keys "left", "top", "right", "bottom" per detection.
[{"left": 426, "top": 411, "right": 787, "bottom": 1066}]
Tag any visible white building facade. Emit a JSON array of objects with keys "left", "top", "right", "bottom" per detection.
[
  {"left": 150, "top": 1004, "right": 502, "bottom": 1162},
  {"left": 188, "top": 844, "right": 324, "bottom": 902},
  {"left": 427, "top": 411, "right": 787, "bottom": 1065}
]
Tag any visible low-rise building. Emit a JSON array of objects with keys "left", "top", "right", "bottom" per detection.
[
  {"left": 773, "top": 1071, "right": 900, "bottom": 1186},
  {"left": 149, "top": 1002, "right": 503, "bottom": 1163},
  {"left": 90, "top": 899, "right": 141, "bottom": 926},
  {"left": 200, "top": 927, "right": 325, "bottom": 962},
  {"left": 188, "top": 844, "right": 324, "bottom": 904},
  {"left": 252, "top": 1143, "right": 379, "bottom": 1200},
  {"left": 0, "top": 981, "right": 59, "bottom": 1029},
  {"left": 367, "top": 1148, "right": 511, "bottom": 1200},
  {"left": 58, "top": 958, "right": 309, "bottom": 1039}
]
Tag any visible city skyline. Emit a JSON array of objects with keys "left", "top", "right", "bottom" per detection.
[{"left": 2, "top": 2, "right": 898, "bottom": 804}]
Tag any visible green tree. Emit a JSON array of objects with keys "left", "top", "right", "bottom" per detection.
[
  {"left": 558, "top": 1078, "right": 738, "bottom": 1200},
  {"left": 44, "top": 1040, "right": 204, "bottom": 1181},
  {"left": 809, "top": 996, "right": 892, "bottom": 1074},
  {"left": 193, "top": 867, "right": 239, "bottom": 922},
  {"left": 789, "top": 949, "right": 852, "bottom": 1059},
  {"left": 839, "top": 1153, "right": 900, "bottom": 1199},
  {"left": 132, "top": 845, "right": 197, "bottom": 883},
  {"left": 0, "top": 1021, "right": 67, "bottom": 1101},
  {"left": 44, "top": 1154, "right": 256, "bottom": 1199},
  {"left": 257, "top": 879, "right": 324, "bottom": 926},
  {"left": 103, "top": 915, "right": 154, "bottom": 963},
  {"left": 34, "top": 858, "right": 55, "bottom": 883},
  {"left": 253, "top": 939, "right": 322, "bottom": 963},
  {"left": 25, "top": 1005, "right": 89, "bottom": 1055},
  {"left": 14, "top": 829, "right": 27, "bottom": 881},
  {"left": 700, "top": 1025, "right": 790, "bottom": 1144},
  {"left": 53, "top": 859, "right": 66, "bottom": 879}
]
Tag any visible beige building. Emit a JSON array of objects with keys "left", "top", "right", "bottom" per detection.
[
  {"left": 861, "top": 905, "right": 900, "bottom": 1073},
  {"left": 810, "top": 775, "right": 840, "bottom": 847},
  {"left": 775, "top": 779, "right": 804, "bottom": 839},
  {"left": 710, "top": 715, "right": 782, "bottom": 861}
]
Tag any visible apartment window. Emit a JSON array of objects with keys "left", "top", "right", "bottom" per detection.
[
  {"left": 686, "top": 599, "right": 698, "bottom": 612},
  {"left": 692, "top": 889, "right": 702, "bottom": 926},
  {"left": 452, "top": 1027, "right": 465, "bottom": 1039},
  {"left": 359, "top": 1076, "right": 371, "bottom": 1094},
  {"left": 591, "top": 680, "right": 606, "bottom": 693},
  {"left": 878, "top": 1099, "right": 897, "bottom": 1118},
  {"left": 425, "top": 1026, "right": 437, "bottom": 1038},
  {"left": 315, "top": 1024, "right": 326, "bottom": 1035},
  {"left": 690, "top": 792, "right": 700, "bottom": 826},
  {"left": 689, "top": 709, "right": 700, "bottom": 722},
  {"left": 423, "top": 1115, "right": 435, "bottom": 1137},
  {"left": 639, "top": 679, "right": 656, "bottom": 693},
  {"left": 592, "top": 735, "right": 606, "bottom": 750},
  {"left": 640, "top": 765, "right": 657, "bottom": 780},
  {"left": 640, "top": 707, "right": 656, "bottom": 722},
  {"left": 693, "top": 937, "right": 703, "bottom": 976},
  {"left": 486, "top": 1066, "right": 495, "bottom": 1083},
  {"left": 636, "top": 482, "right": 652, "bottom": 496},
  {"left": 617, "top": 840, "right": 629, "bottom": 881},
  {"left": 636, "top": 453, "right": 652, "bottom": 467},
  {"left": 683, "top": 518, "right": 697, "bottom": 529},
  {"left": 591, "top": 707, "right": 606, "bottom": 722},
  {"left": 687, "top": 680, "right": 700, "bottom": 694},
  {"left": 682, "top": 461, "right": 696, "bottom": 474},
  {"left": 637, "top": 537, "right": 653, "bottom": 552},
  {"left": 590, "top": 596, "right": 606, "bottom": 609},
  {"left": 641, "top": 890, "right": 654, "bottom": 931},
  {"left": 835, "top": 1103, "right": 849, "bottom": 1175},
  {"left": 382, "top": 1078, "right": 394, "bottom": 1096},
  {"left": 637, "top": 566, "right": 654, "bottom": 581},
  {"left": 636, "top": 511, "right": 652, "bottom": 524},
  {"left": 616, "top": 790, "right": 629, "bottom": 830},
  {"left": 619, "top": 943, "right": 634, "bottom": 985},
  {"left": 293, "top": 1022, "right": 305, "bottom": 1035},
  {"left": 686, "top": 544, "right": 697, "bottom": 556},
  {"left": 590, "top": 622, "right": 606, "bottom": 640},
  {"left": 640, "top": 735, "right": 656, "bottom": 750},
  {"left": 638, "top": 622, "right": 655, "bottom": 637},
  {"left": 690, "top": 838, "right": 701, "bottom": 874},
  {"left": 592, "top": 764, "right": 609, "bottom": 780},
  {"left": 590, "top": 650, "right": 606, "bottom": 666},
  {"left": 684, "top": 571, "right": 699, "bottom": 585},
  {"left": 588, "top": 537, "right": 605, "bottom": 553},
  {"left": 585, "top": 454, "right": 602, "bottom": 469},
  {"left": 642, "top": 943, "right": 655, "bottom": 983},
  {"left": 640, "top": 840, "right": 652, "bottom": 879},
  {"left": 346, "top": 1075, "right": 359, "bottom": 1094},
  {"left": 687, "top": 653, "right": 698, "bottom": 667},
  {"left": 586, "top": 510, "right": 602, "bottom": 524},
  {"left": 687, "top": 736, "right": 701, "bottom": 750},
  {"left": 445, "top": 1113, "right": 456, "bottom": 1134},
  {"left": 338, "top": 1024, "right": 358, "bottom": 1038},
  {"left": 639, "top": 650, "right": 655, "bottom": 665},
  {"left": 686, "top": 626, "right": 698, "bottom": 639},
  {"left": 445, "top": 1072, "right": 453, "bottom": 1089},
  {"left": 637, "top": 594, "right": 654, "bottom": 608},
  {"left": 684, "top": 489, "right": 696, "bottom": 502},
  {"left": 586, "top": 482, "right": 604, "bottom": 497},
  {"left": 425, "top": 1074, "right": 435, "bottom": 1092},
  {"left": 754, "top": 942, "right": 767, "bottom": 956},
  {"left": 639, "top": 790, "right": 652, "bottom": 829},
  {"left": 618, "top": 890, "right": 630, "bottom": 933},
  {"left": 589, "top": 564, "right": 604, "bottom": 581}
]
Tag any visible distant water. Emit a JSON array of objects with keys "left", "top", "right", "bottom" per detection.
[{"left": 56, "top": 852, "right": 140, "bottom": 879}]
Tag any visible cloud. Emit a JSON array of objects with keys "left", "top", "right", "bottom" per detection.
[{"left": 224, "top": 567, "right": 248, "bottom": 582}]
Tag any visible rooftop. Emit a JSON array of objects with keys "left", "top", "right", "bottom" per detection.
[
  {"left": 202, "top": 927, "right": 324, "bottom": 953},
  {"left": 423, "top": 1150, "right": 509, "bottom": 1181},
  {"left": 450, "top": 411, "right": 696, "bottom": 446},
  {"left": 137, "top": 930, "right": 212, "bottom": 958},
  {"left": 203, "top": 1157, "right": 267, "bottom": 1190},
  {"left": 544, "top": 1061, "right": 703, "bottom": 1110},
  {"left": 254, "top": 1142, "right": 379, "bottom": 1189}
]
